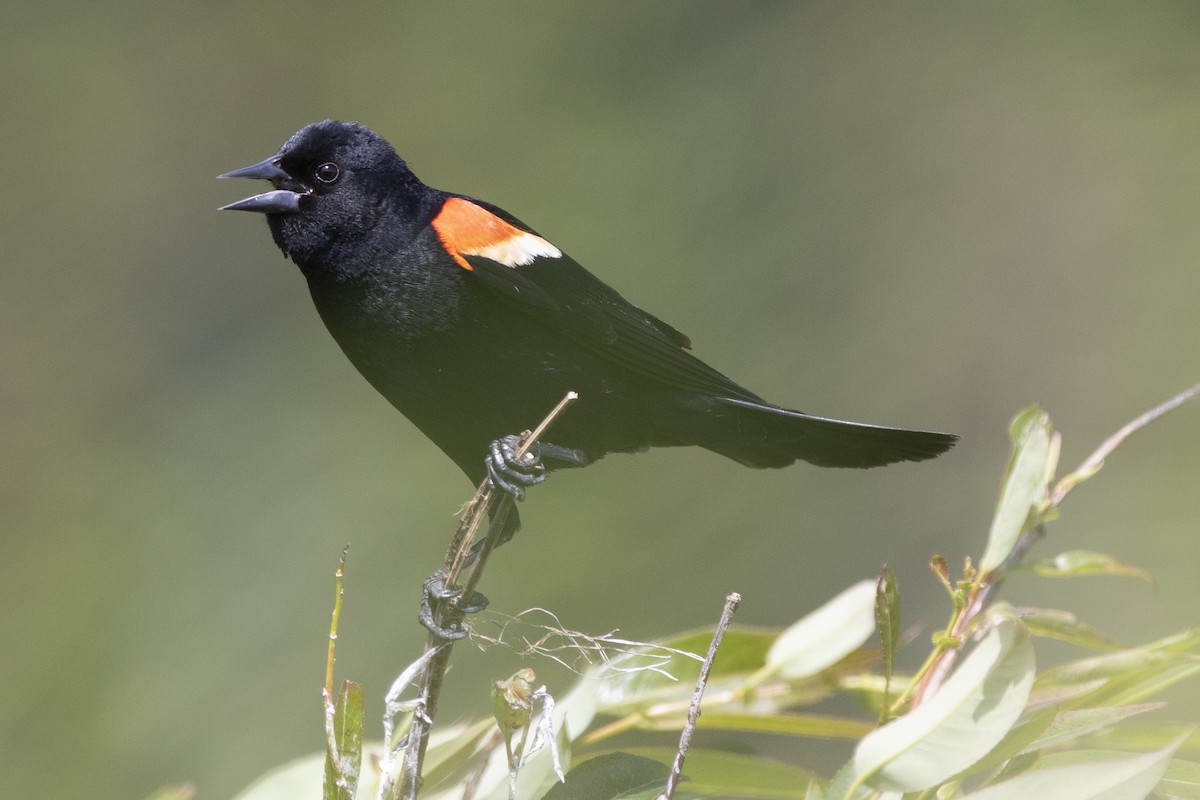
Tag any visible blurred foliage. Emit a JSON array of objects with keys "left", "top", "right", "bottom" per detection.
[
  {"left": 4, "top": 2, "right": 1200, "bottom": 799},
  {"left": 237, "top": 400, "right": 1200, "bottom": 799}
]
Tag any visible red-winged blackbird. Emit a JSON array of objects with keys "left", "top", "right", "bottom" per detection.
[{"left": 220, "top": 121, "right": 955, "bottom": 525}]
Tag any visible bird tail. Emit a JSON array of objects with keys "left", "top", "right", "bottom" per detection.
[{"left": 693, "top": 397, "right": 957, "bottom": 469}]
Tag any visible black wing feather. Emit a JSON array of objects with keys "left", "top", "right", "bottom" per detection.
[
  {"left": 462, "top": 248, "right": 760, "bottom": 402},
  {"left": 454, "top": 202, "right": 956, "bottom": 468}
]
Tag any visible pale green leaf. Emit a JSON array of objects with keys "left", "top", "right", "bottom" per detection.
[
  {"left": 955, "top": 707, "right": 1056, "bottom": 780},
  {"left": 980, "top": 407, "right": 1054, "bottom": 573},
  {"left": 1027, "top": 679, "right": 1108, "bottom": 710},
  {"left": 420, "top": 718, "right": 494, "bottom": 787},
  {"left": 593, "top": 628, "right": 772, "bottom": 714},
  {"left": 823, "top": 760, "right": 874, "bottom": 800},
  {"left": 1036, "top": 634, "right": 1200, "bottom": 708},
  {"left": 673, "top": 711, "right": 873, "bottom": 739},
  {"left": 323, "top": 680, "right": 363, "bottom": 800},
  {"left": 1020, "top": 704, "right": 1165, "bottom": 754},
  {"left": 1086, "top": 722, "right": 1199, "bottom": 752},
  {"left": 1100, "top": 661, "right": 1200, "bottom": 707},
  {"left": 1024, "top": 550, "right": 1153, "bottom": 583},
  {"left": 766, "top": 580, "right": 878, "bottom": 679},
  {"left": 1140, "top": 628, "right": 1200, "bottom": 655},
  {"left": 143, "top": 787, "right": 195, "bottom": 800},
  {"left": 232, "top": 746, "right": 385, "bottom": 800},
  {"left": 1034, "top": 631, "right": 1199, "bottom": 689},
  {"left": 876, "top": 567, "right": 900, "bottom": 715},
  {"left": 539, "top": 752, "right": 667, "bottom": 800},
  {"left": 1019, "top": 608, "right": 1124, "bottom": 651},
  {"left": 1156, "top": 758, "right": 1200, "bottom": 798},
  {"left": 850, "top": 611, "right": 1035, "bottom": 794},
  {"left": 600, "top": 747, "right": 815, "bottom": 798},
  {"left": 961, "top": 736, "right": 1185, "bottom": 800}
]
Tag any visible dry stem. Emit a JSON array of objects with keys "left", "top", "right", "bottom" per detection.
[{"left": 395, "top": 392, "right": 578, "bottom": 798}]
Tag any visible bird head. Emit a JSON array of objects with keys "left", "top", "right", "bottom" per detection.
[{"left": 219, "top": 120, "right": 419, "bottom": 268}]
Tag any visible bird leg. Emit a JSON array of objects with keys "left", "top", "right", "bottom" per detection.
[
  {"left": 485, "top": 435, "right": 592, "bottom": 499},
  {"left": 420, "top": 570, "right": 489, "bottom": 641},
  {"left": 420, "top": 432, "right": 589, "bottom": 639},
  {"left": 485, "top": 434, "right": 546, "bottom": 500}
]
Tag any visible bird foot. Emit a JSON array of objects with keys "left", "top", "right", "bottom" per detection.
[
  {"left": 485, "top": 434, "right": 546, "bottom": 500},
  {"left": 419, "top": 569, "right": 489, "bottom": 641}
]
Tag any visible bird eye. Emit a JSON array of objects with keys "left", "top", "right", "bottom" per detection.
[{"left": 314, "top": 162, "right": 340, "bottom": 184}]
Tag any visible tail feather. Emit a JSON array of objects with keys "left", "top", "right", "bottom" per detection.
[{"left": 697, "top": 397, "right": 957, "bottom": 469}]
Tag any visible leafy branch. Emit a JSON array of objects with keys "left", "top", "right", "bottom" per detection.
[
  {"left": 226, "top": 382, "right": 1200, "bottom": 800},
  {"left": 909, "top": 382, "right": 1200, "bottom": 709}
]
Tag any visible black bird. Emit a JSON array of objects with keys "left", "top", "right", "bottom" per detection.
[{"left": 220, "top": 120, "right": 955, "bottom": 533}]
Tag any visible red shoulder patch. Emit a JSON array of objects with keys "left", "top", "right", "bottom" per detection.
[{"left": 431, "top": 197, "right": 561, "bottom": 271}]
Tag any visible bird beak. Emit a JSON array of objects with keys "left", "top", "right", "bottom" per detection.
[{"left": 218, "top": 156, "right": 309, "bottom": 213}]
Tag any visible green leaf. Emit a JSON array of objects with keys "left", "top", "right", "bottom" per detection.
[
  {"left": 981, "top": 407, "right": 1055, "bottom": 573},
  {"left": 823, "top": 760, "right": 874, "bottom": 800},
  {"left": 540, "top": 752, "right": 669, "bottom": 800},
  {"left": 953, "top": 707, "right": 1057, "bottom": 781},
  {"left": 1100, "top": 661, "right": 1200, "bottom": 707},
  {"left": 1140, "top": 628, "right": 1200, "bottom": 655},
  {"left": 765, "top": 580, "right": 878, "bottom": 680},
  {"left": 143, "top": 787, "right": 195, "bottom": 800},
  {"left": 876, "top": 567, "right": 900, "bottom": 717},
  {"left": 1020, "top": 704, "right": 1166, "bottom": 754},
  {"left": 557, "top": 670, "right": 601, "bottom": 745},
  {"left": 1023, "top": 551, "right": 1153, "bottom": 583},
  {"left": 1157, "top": 758, "right": 1200, "bottom": 798},
  {"left": 601, "top": 747, "right": 816, "bottom": 798},
  {"left": 420, "top": 719, "right": 495, "bottom": 787},
  {"left": 668, "top": 711, "right": 873, "bottom": 739},
  {"left": 1086, "top": 722, "right": 1199, "bottom": 752},
  {"left": 1036, "top": 636, "right": 1185, "bottom": 685},
  {"left": 593, "top": 628, "right": 774, "bottom": 715},
  {"left": 1027, "top": 679, "right": 1109, "bottom": 709},
  {"left": 1035, "top": 631, "right": 1200, "bottom": 708},
  {"left": 849, "top": 610, "right": 1036, "bottom": 794},
  {"left": 1019, "top": 608, "right": 1125, "bottom": 651},
  {"left": 960, "top": 736, "right": 1185, "bottom": 800},
  {"left": 323, "top": 680, "right": 363, "bottom": 800},
  {"left": 232, "top": 747, "right": 380, "bottom": 800}
]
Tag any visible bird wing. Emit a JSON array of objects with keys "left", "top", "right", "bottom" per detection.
[{"left": 431, "top": 195, "right": 763, "bottom": 403}]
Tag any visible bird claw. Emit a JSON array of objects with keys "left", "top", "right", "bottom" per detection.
[
  {"left": 420, "top": 435, "right": 574, "bottom": 639},
  {"left": 420, "top": 570, "right": 489, "bottom": 641},
  {"left": 485, "top": 434, "right": 546, "bottom": 500}
]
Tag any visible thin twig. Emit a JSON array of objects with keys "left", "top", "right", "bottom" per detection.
[
  {"left": 657, "top": 592, "right": 741, "bottom": 800},
  {"left": 458, "top": 393, "right": 578, "bottom": 610},
  {"left": 395, "top": 392, "right": 578, "bottom": 799},
  {"left": 1048, "top": 380, "right": 1200, "bottom": 508},
  {"left": 912, "top": 382, "right": 1200, "bottom": 706}
]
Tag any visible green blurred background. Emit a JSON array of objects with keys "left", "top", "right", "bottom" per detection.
[{"left": 4, "top": 2, "right": 1199, "bottom": 797}]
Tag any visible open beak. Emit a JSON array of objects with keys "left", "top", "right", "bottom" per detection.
[{"left": 218, "top": 156, "right": 309, "bottom": 214}]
